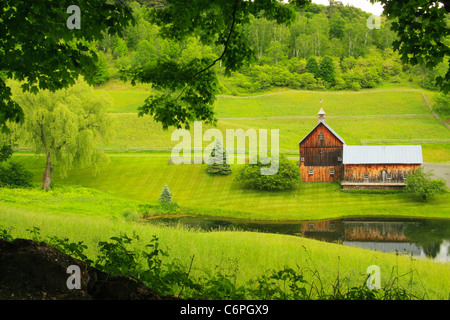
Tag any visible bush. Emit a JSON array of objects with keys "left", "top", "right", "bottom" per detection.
[
  {"left": 159, "top": 201, "right": 180, "bottom": 214},
  {"left": 0, "top": 162, "right": 33, "bottom": 188},
  {"left": 235, "top": 154, "right": 300, "bottom": 191},
  {"left": 0, "top": 144, "right": 13, "bottom": 164},
  {"left": 405, "top": 168, "right": 448, "bottom": 201},
  {"left": 122, "top": 208, "right": 141, "bottom": 222},
  {"left": 433, "top": 93, "right": 450, "bottom": 117}
]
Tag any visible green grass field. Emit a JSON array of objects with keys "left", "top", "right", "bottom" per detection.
[
  {"left": 86, "top": 86, "right": 450, "bottom": 161},
  {"left": 0, "top": 187, "right": 448, "bottom": 299},
  {"left": 10, "top": 84, "right": 450, "bottom": 220},
  {"left": 3, "top": 83, "right": 449, "bottom": 300},
  {"left": 17, "top": 86, "right": 450, "bottom": 160},
  {"left": 98, "top": 113, "right": 448, "bottom": 151},
  {"left": 12, "top": 155, "right": 450, "bottom": 221}
]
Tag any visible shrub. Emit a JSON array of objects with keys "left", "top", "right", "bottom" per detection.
[
  {"left": 159, "top": 201, "right": 180, "bottom": 214},
  {"left": 122, "top": 208, "right": 141, "bottom": 222},
  {"left": 235, "top": 154, "right": 300, "bottom": 191},
  {"left": 405, "top": 168, "right": 447, "bottom": 201},
  {"left": 299, "top": 72, "right": 317, "bottom": 89},
  {"left": 0, "top": 144, "right": 13, "bottom": 164},
  {"left": 0, "top": 162, "right": 33, "bottom": 188},
  {"left": 433, "top": 92, "right": 450, "bottom": 117}
]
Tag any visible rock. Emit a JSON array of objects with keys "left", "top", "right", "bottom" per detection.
[{"left": 0, "top": 238, "right": 179, "bottom": 300}]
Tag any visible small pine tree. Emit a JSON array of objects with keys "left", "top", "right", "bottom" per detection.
[
  {"left": 206, "top": 139, "right": 232, "bottom": 175},
  {"left": 159, "top": 184, "right": 172, "bottom": 203}
]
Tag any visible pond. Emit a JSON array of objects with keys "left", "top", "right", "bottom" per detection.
[{"left": 145, "top": 215, "right": 450, "bottom": 263}]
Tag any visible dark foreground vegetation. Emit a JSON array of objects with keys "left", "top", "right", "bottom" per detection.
[{"left": 0, "top": 226, "right": 430, "bottom": 300}]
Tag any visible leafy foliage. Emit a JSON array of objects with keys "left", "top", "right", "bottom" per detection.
[
  {"left": 433, "top": 92, "right": 450, "bottom": 117},
  {"left": 306, "top": 57, "right": 320, "bottom": 79},
  {"left": 319, "top": 56, "right": 336, "bottom": 86},
  {"left": 405, "top": 167, "right": 448, "bottom": 201},
  {"left": 0, "top": 161, "right": 33, "bottom": 188},
  {"left": 121, "top": 0, "right": 311, "bottom": 129},
  {"left": 372, "top": 0, "right": 450, "bottom": 93},
  {"left": 0, "top": 226, "right": 428, "bottom": 300},
  {"left": 9, "top": 80, "right": 112, "bottom": 189},
  {"left": 0, "top": 0, "right": 134, "bottom": 132},
  {"left": 235, "top": 155, "right": 300, "bottom": 191},
  {"left": 0, "top": 144, "right": 13, "bottom": 164}
]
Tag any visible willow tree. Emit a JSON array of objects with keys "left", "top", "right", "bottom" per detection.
[{"left": 10, "top": 80, "right": 113, "bottom": 190}]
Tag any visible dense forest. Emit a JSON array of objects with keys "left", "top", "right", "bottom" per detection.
[{"left": 92, "top": 1, "right": 448, "bottom": 95}]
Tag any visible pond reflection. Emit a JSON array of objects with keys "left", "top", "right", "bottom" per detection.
[{"left": 145, "top": 216, "right": 450, "bottom": 262}]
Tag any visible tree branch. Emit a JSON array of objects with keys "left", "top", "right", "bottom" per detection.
[
  {"left": 170, "top": 0, "right": 240, "bottom": 104},
  {"left": 191, "top": 0, "right": 240, "bottom": 78}
]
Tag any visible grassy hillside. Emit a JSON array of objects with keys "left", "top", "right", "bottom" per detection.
[
  {"left": 101, "top": 113, "right": 447, "bottom": 150},
  {"left": 99, "top": 86, "right": 433, "bottom": 116},
  {"left": 89, "top": 85, "right": 450, "bottom": 159}
]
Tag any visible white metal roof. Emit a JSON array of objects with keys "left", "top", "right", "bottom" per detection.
[
  {"left": 343, "top": 145, "right": 423, "bottom": 164},
  {"left": 298, "top": 122, "right": 346, "bottom": 145}
]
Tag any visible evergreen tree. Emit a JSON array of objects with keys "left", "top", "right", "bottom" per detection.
[
  {"left": 159, "top": 184, "right": 172, "bottom": 202},
  {"left": 306, "top": 57, "right": 320, "bottom": 79},
  {"left": 206, "top": 139, "right": 232, "bottom": 175},
  {"left": 319, "top": 56, "right": 336, "bottom": 85}
]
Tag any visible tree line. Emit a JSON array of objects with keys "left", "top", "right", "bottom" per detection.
[{"left": 93, "top": 1, "right": 448, "bottom": 94}]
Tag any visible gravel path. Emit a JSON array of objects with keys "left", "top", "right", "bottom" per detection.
[{"left": 422, "top": 162, "right": 450, "bottom": 187}]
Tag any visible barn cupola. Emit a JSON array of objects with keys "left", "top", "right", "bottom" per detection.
[{"left": 318, "top": 107, "right": 326, "bottom": 124}]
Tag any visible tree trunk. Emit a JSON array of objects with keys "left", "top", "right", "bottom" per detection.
[{"left": 42, "top": 153, "right": 53, "bottom": 190}]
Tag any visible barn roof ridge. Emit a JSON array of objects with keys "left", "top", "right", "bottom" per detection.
[{"left": 298, "top": 121, "right": 346, "bottom": 145}]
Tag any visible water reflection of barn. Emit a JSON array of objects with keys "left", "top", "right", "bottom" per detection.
[{"left": 300, "top": 219, "right": 419, "bottom": 243}]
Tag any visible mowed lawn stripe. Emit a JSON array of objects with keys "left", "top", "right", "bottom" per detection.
[{"left": 15, "top": 156, "right": 442, "bottom": 221}]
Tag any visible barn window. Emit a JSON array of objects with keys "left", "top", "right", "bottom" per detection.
[
  {"left": 329, "top": 168, "right": 335, "bottom": 175},
  {"left": 308, "top": 169, "right": 314, "bottom": 175},
  {"left": 364, "top": 173, "right": 369, "bottom": 180},
  {"left": 386, "top": 173, "right": 392, "bottom": 180},
  {"left": 338, "top": 156, "right": 342, "bottom": 162},
  {"left": 309, "top": 223, "right": 314, "bottom": 229},
  {"left": 300, "top": 157, "right": 305, "bottom": 162},
  {"left": 318, "top": 134, "right": 324, "bottom": 140},
  {"left": 329, "top": 223, "right": 335, "bottom": 230}
]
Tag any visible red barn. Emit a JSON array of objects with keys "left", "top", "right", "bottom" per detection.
[
  {"left": 299, "top": 109, "right": 423, "bottom": 189},
  {"left": 298, "top": 108, "right": 345, "bottom": 182},
  {"left": 341, "top": 145, "right": 422, "bottom": 190}
]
